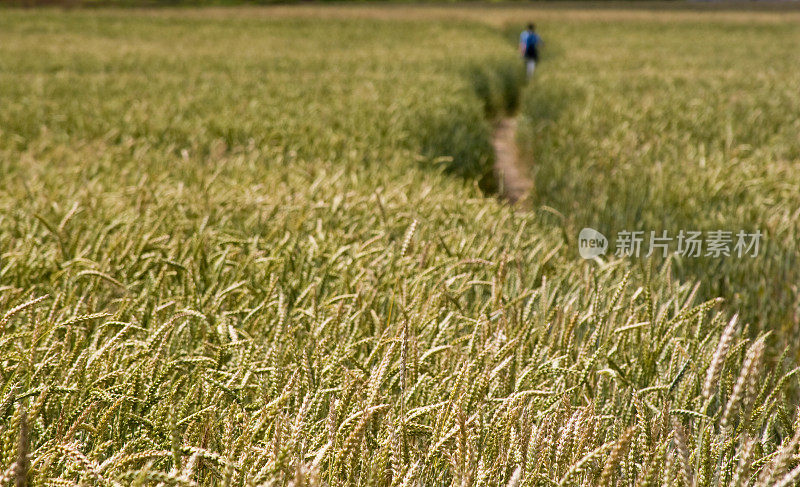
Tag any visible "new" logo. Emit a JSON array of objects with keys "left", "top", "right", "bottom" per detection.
[{"left": 578, "top": 227, "right": 608, "bottom": 259}]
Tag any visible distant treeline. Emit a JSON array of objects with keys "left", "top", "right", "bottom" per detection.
[
  {"left": 6, "top": 0, "right": 332, "bottom": 6},
  {"left": 5, "top": 0, "right": 288, "bottom": 5},
  {"left": 6, "top": 0, "right": 796, "bottom": 11},
  {"left": 7, "top": 0, "right": 501, "bottom": 6},
  {"left": 1, "top": 0, "right": 695, "bottom": 7}
]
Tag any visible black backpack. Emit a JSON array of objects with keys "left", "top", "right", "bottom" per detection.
[{"left": 524, "top": 34, "right": 539, "bottom": 60}]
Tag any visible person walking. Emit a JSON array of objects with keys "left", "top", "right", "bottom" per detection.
[{"left": 519, "top": 23, "right": 542, "bottom": 79}]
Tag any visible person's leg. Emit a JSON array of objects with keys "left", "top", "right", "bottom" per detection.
[{"left": 526, "top": 59, "right": 536, "bottom": 78}]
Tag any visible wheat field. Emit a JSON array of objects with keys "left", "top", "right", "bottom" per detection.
[
  {"left": 1, "top": 5, "right": 799, "bottom": 486},
  {"left": 516, "top": 14, "right": 800, "bottom": 334}
]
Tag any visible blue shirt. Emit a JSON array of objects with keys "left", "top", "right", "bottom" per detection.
[{"left": 520, "top": 31, "right": 541, "bottom": 48}]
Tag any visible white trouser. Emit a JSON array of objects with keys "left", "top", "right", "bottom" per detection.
[{"left": 526, "top": 59, "right": 536, "bottom": 78}]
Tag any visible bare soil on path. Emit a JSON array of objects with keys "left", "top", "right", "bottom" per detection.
[{"left": 492, "top": 117, "right": 533, "bottom": 205}]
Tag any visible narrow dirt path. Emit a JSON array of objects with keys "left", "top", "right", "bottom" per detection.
[{"left": 492, "top": 117, "right": 532, "bottom": 205}]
